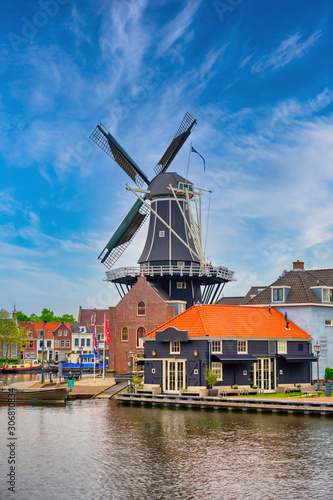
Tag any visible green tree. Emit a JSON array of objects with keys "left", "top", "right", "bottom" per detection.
[
  {"left": 16, "top": 311, "right": 30, "bottom": 321},
  {"left": 0, "top": 310, "right": 27, "bottom": 362},
  {"left": 40, "top": 308, "right": 55, "bottom": 322},
  {"left": 205, "top": 366, "right": 218, "bottom": 388},
  {"left": 0, "top": 309, "right": 11, "bottom": 319},
  {"left": 12, "top": 309, "right": 77, "bottom": 323},
  {"left": 60, "top": 314, "right": 76, "bottom": 323}
]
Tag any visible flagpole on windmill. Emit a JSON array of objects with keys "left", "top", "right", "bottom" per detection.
[{"left": 185, "top": 141, "right": 192, "bottom": 180}]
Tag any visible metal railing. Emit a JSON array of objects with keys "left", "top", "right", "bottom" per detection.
[{"left": 105, "top": 264, "right": 235, "bottom": 282}]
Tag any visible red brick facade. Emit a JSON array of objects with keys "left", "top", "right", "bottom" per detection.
[
  {"left": 108, "top": 277, "right": 177, "bottom": 374},
  {"left": 52, "top": 322, "right": 71, "bottom": 361}
]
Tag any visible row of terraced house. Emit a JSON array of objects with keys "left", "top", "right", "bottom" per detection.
[{"left": 0, "top": 309, "right": 110, "bottom": 364}]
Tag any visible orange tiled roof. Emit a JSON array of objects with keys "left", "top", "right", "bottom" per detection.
[
  {"left": 145, "top": 305, "right": 310, "bottom": 339},
  {"left": 34, "top": 322, "right": 71, "bottom": 339}
]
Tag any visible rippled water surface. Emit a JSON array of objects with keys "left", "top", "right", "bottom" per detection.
[{"left": 1, "top": 396, "right": 333, "bottom": 499}]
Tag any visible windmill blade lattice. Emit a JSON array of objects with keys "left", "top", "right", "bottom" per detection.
[
  {"left": 98, "top": 199, "right": 150, "bottom": 269},
  {"left": 153, "top": 112, "right": 196, "bottom": 175},
  {"left": 90, "top": 123, "right": 149, "bottom": 189}
]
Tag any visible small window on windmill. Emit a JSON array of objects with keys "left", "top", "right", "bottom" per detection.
[
  {"left": 159, "top": 231, "right": 165, "bottom": 237},
  {"left": 177, "top": 261, "right": 185, "bottom": 269},
  {"left": 178, "top": 182, "right": 184, "bottom": 191},
  {"left": 188, "top": 232, "right": 191, "bottom": 239},
  {"left": 177, "top": 282, "right": 183, "bottom": 289},
  {"left": 185, "top": 203, "right": 188, "bottom": 210}
]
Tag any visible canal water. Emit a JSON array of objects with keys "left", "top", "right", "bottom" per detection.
[{"left": 0, "top": 376, "right": 333, "bottom": 499}]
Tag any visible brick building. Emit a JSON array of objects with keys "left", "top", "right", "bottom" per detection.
[
  {"left": 52, "top": 322, "right": 72, "bottom": 362},
  {"left": 109, "top": 276, "right": 186, "bottom": 374},
  {"left": 19, "top": 321, "right": 38, "bottom": 360}
]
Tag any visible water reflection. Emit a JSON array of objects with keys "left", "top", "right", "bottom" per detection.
[
  {"left": 0, "top": 372, "right": 41, "bottom": 385},
  {"left": 0, "top": 399, "right": 332, "bottom": 499}
]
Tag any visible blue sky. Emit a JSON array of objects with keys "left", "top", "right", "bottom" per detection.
[{"left": 1, "top": 0, "right": 333, "bottom": 316}]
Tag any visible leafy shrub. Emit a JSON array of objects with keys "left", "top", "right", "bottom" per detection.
[{"left": 324, "top": 367, "right": 333, "bottom": 380}]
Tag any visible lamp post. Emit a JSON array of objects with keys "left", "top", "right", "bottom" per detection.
[
  {"left": 128, "top": 350, "right": 135, "bottom": 393},
  {"left": 314, "top": 341, "right": 321, "bottom": 395},
  {"left": 41, "top": 320, "right": 47, "bottom": 384}
]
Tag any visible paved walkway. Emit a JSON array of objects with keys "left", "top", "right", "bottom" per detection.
[{"left": 9, "top": 375, "right": 118, "bottom": 399}]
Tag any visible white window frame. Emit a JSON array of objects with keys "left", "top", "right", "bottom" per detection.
[
  {"left": 66, "top": 340, "right": 70, "bottom": 348},
  {"left": 58, "top": 330, "right": 62, "bottom": 336},
  {"left": 272, "top": 288, "right": 283, "bottom": 302},
  {"left": 277, "top": 340, "right": 287, "bottom": 354},
  {"left": 170, "top": 341, "right": 180, "bottom": 354},
  {"left": 64, "top": 330, "right": 67, "bottom": 336},
  {"left": 211, "top": 340, "right": 222, "bottom": 354},
  {"left": 211, "top": 362, "right": 223, "bottom": 381},
  {"left": 323, "top": 288, "right": 333, "bottom": 302},
  {"left": 237, "top": 340, "right": 248, "bottom": 354},
  {"left": 325, "top": 319, "right": 333, "bottom": 326},
  {"left": 159, "top": 230, "right": 165, "bottom": 237},
  {"left": 60, "top": 340, "right": 65, "bottom": 348}
]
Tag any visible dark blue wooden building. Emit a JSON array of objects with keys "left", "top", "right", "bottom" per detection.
[{"left": 143, "top": 305, "right": 316, "bottom": 393}]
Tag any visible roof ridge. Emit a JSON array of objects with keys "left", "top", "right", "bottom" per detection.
[
  {"left": 305, "top": 269, "right": 330, "bottom": 286},
  {"left": 297, "top": 272, "right": 317, "bottom": 302},
  {"left": 196, "top": 305, "right": 209, "bottom": 336}
]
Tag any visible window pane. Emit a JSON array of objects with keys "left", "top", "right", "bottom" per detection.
[
  {"left": 121, "top": 327, "right": 129, "bottom": 341},
  {"left": 137, "top": 302, "right": 145, "bottom": 315},
  {"left": 136, "top": 327, "right": 145, "bottom": 347},
  {"left": 268, "top": 341, "right": 275, "bottom": 354}
]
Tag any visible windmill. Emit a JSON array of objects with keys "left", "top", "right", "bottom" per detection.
[{"left": 90, "top": 112, "right": 235, "bottom": 307}]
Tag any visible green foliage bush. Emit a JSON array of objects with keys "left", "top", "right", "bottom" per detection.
[
  {"left": 324, "top": 367, "right": 333, "bottom": 380},
  {"left": 205, "top": 366, "right": 218, "bottom": 387}
]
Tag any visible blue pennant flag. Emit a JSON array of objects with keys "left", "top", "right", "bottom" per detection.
[{"left": 191, "top": 146, "right": 206, "bottom": 172}]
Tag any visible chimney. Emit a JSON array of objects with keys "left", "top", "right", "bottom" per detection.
[{"left": 293, "top": 260, "right": 304, "bottom": 271}]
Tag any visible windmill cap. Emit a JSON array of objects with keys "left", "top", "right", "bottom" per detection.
[{"left": 148, "top": 172, "right": 193, "bottom": 199}]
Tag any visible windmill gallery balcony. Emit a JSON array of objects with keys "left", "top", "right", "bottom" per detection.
[{"left": 105, "top": 264, "right": 235, "bottom": 283}]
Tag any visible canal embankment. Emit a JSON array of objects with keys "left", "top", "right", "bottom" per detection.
[{"left": 117, "top": 392, "right": 333, "bottom": 416}]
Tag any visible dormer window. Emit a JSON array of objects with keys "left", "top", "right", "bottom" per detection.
[
  {"left": 271, "top": 286, "right": 291, "bottom": 303},
  {"left": 273, "top": 289, "right": 283, "bottom": 301},
  {"left": 323, "top": 288, "right": 333, "bottom": 302}
]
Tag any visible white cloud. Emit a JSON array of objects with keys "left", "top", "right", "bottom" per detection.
[
  {"left": 0, "top": 190, "right": 20, "bottom": 215},
  {"left": 252, "top": 30, "right": 322, "bottom": 73},
  {"left": 156, "top": 0, "right": 203, "bottom": 57}
]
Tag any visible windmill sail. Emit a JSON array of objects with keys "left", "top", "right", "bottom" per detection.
[
  {"left": 90, "top": 124, "right": 149, "bottom": 188},
  {"left": 98, "top": 199, "right": 150, "bottom": 269},
  {"left": 153, "top": 112, "right": 197, "bottom": 175}
]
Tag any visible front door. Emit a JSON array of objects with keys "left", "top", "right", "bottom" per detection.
[
  {"left": 164, "top": 360, "right": 186, "bottom": 392},
  {"left": 252, "top": 358, "right": 276, "bottom": 391}
]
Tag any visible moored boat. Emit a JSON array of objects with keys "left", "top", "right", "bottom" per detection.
[
  {"left": 0, "top": 387, "right": 68, "bottom": 403},
  {"left": 1, "top": 360, "right": 42, "bottom": 373}
]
